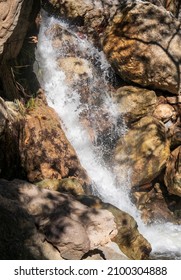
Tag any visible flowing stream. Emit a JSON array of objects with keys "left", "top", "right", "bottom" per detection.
[{"left": 35, "top": 13, "right": 181, "bottom": 260}]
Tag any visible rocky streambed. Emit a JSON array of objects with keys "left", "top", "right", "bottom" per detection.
[{"left": 0, "top": 0, "right": 181, "bottom": 260}]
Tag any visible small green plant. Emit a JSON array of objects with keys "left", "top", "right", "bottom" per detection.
[{"left": 26, "top": 97, "right": 36, "bottom": 111}]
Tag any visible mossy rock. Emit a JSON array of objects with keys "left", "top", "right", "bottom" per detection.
[{"left": 36, "top": 177, "right": 85, "bottom": 195}]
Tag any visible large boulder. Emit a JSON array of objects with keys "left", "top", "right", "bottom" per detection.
[
  {"left": 113, "top": 86, "right": 158, "bottom": 125},
  {"left": 19, "top": 92, "right": 90, "bottom": 185},
  {"left": 76, "top": 195, "right": 152, "bottom": 260},
  {"left": 0, "top": 179, "right": 115, "bottom": 259},
  {"left": 164, "top": 146, "right": 181, "bottom": 197},
  {"left": 102, "top": 1, "right": 181, "bottom": 94},
  {"left": 0, "top": 179, "right": 152, "bottom": 259},
  {"left": 113, "top": 116, "right": 170, "bottom": 187}
]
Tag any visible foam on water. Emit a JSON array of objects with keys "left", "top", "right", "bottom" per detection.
[{"left": 35, "top": 14, "right": 181, "bottom": 259}]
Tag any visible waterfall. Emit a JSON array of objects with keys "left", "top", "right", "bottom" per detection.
[{"left": 35, "top": 13, "right": 181, "bottom": 260}]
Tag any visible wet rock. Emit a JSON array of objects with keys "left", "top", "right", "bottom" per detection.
[
  {"left": 164, "top": 146, "right": 181, "bottom": 197},
  {"left": 19, "top": 92, "right": 90, "bottom": 185},
  {"left": 42, "top": 0, "right": 120, "bottom": 46},
  {"left": 102, "top": 1, "right": 181, "bottom": 94},
  {"left": 131, "top": 183, "right": 177, "bottom": 224},
  {"left": 113, "top": 116, "right": 170, "bottom": 187},
  {"left": 113, "top": 86, "right": 157, "bottom": 125},
  {"left": 43, "top": 23, "right": 119, "bottom": 154}
]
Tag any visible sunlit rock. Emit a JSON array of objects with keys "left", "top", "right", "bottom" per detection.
[
  {"left": 113, "top": 86, "right": 158, "bottom": 125},
  {"left": 19, "top": 91, "right": 90, "bottom": 185},
  {"left": 102, "top": 1, "right": 181, "bottom": 94},
  {"left": 113, "top": 116, "right": 170, "bottom": 187},
  {"left": 36, "top": 177, "right": 85, "bottom": 195},
  {"left": 153, "top": 103, "right": 177, "bottom": 123}
]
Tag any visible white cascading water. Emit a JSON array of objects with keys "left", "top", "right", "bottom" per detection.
[{"left": 35, "top": 13, "right": 181, "bottom": 259}]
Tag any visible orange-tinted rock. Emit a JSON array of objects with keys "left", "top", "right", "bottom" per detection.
[
  {"left": 19, "top": 92, "right": 90, "bottom": 184},
  {"left": 103, "top": 2, "right": 181, "bottom": 94}
]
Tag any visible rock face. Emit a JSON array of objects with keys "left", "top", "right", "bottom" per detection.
[
  {"left": 164, "top": 146, "right": 181, "bottom": 197},
  {"left": 0, "top": 0, "right": 41, "bottom": 100},
  {"left": 19, "top": 92, "right": 90, "bottom": 185},
  {"left": 0, "top": 179, "right": 151, "bottom": 260},
  {"left": 113, "top": 86, "right": 158, "bottom": 125},
  {"left": 0, "top": 0, "right": 34, "bottom": 60},
  {"left": 102, "top": 1, "right": 181, "bottom": 94},
  {"left": 0, "top": 97, "right": 23, "bottom": 179},
  {"left": 114, "top": 116, "right": 170, "bottom": 187},
  {"left": 42, "top": 0, "right": 120, "bottom": 46}
]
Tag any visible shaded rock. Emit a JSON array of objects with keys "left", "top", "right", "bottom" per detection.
[
  {"left": 0, "top": 193, "right": 62, "bottom": 260},
  {"left": 0, "top": 179, "right": 118, "bottom": 260},
  {"left": 160, "top": 0, "right": 181, "bottom": 19},
  {"left": 113, "top": 116, "right": 170, "bottom": 187},
  {"left": 167, "top": 96, "right": 181, "bottom": 104},
  {"left": 0, "top": 0, "right": 41, "bottom": 100},
  {"left": 0, "top": 97, "right": 23, "bottom": 179},
  {"left": 83, "top": 242, "right": 128, "bottom": 260},
  {"left": 102, "top": 1, "right": 181, "bottom": 94},
  {"left": 170, "top": 121, "right": 181, "bottom": 148},
  {"left": 131, "top": 183, "right": 177, "bottom": 224},
  {"left": 41, "top": 216, "right": 90, "bottom": 259},
  {"left": 113, "top": 86, "right": 157, "bottom": 125},
  {"left": 78, "top": 195, "right": 151, "bottom": 259},
  {"left": 164, "top": 146, "right": 181, "bottom": 197},
  {"left": 19, "top": 92, "right": 90, "bottom": 185}
]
